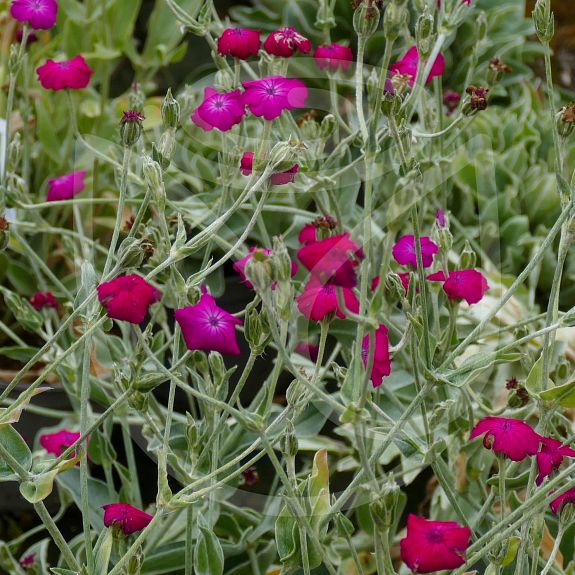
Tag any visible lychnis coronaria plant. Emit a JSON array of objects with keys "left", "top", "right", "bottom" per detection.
[{"left": 0, "top": 0, "right": 575, "bottom": 574}]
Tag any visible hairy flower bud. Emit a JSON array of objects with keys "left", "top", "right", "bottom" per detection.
[
  {"left": 244, "top": 305, "right": 271, "bottom": 355},
  {"left": 120, "top": 110, "right": 145, "bottom": 147},
  {"left": 316, "top": 0, "right": 336, "bottom": 31},
  {"left": 532, "top": 0, "right": 554, "bottom": 43},
  {"left": 271, "top": 237, "right": 293, "bottom": 282},
  {"left": 460, "top": 241, "right": 477, "bottom": 269},
  {"left": 415, "top": 13, "right": 434, "bottom": 58},
  {"left": 268, "top": 139, "right": 305, "bottom": 173},
  {"left": 353, "top": 1, "right": 381, "bottom": 39},
  {"left": 282, "top": 424, "right": 298, "bottom": 458},
  {"left": 162, "top": 88, "right": 180, "bottom": 129},
  {"left": 384, "top": 2, "right": 406, "bottom": 42},
  {"left": 320, "top": 114, "right": 337, "bottom": 139},
  {"left": 143, "top": 156, "right": 166, "bottom": 211},
  {"left": 245, "top": 249, "right": 274, "bottom": 292}
]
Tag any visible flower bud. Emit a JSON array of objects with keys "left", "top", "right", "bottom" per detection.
[
  {"left": 557, "top": 103, "right": 575, "bottom": 139},
  {"left": 8, "top": 132, "right": 22, "bottom": 172},
  {"left": 120, "top": 110, "right": 145, "bottom": 147},
  {"left": 117, "top": 237, "right": 146, "bottom": 268},
  {"left": 134, "top": 372, "right": 167, "bottom": 393},
  {"left": 381, "top": 92, "right": 401, "bottom": 117},
  {"left": 186, "top": 415, "right": 201, "bottom": 452},
  {"left": 320, "top": 114, "right": 337, "bottom": 139},
  {"left": 532, "top": 0, "right": 554, "bottom": 43},
  {"left": 128, "top": 391, "right": 149, "bottom": 412},
  {"left": 415, "top": 13, "right": 434, "bottom": 58},
  {"left": 143, "top": 156, "right": 166, "bottom": 211},
  {"left": 244, "top": 305, "right": 271, "bottom": 355},
  {"left": 460, "top": 241, "right": 476, "bottom": 269},
  {"left": 384, "top": 2, "right": 406, "bottom": 42},
  {"left": 274, "top": 280, "right": 294, "bottom": 322},
  {"left": 282, "top": 424, "right": 298, "bottom": 458},
  {"left": 271, "top": 237, "right": 293, "bottom": 282},
  {"left": 245, "top": 249, "right": 274, "bottom": 292},
  {"left": 0, "top": 217, "right": 10, "bottom": 253},
  {"left": 8, "top": 45, "right": 19, "bottom": 73},
  {"left": 162, "top": 88, "right": 180, "bottom": 129},
  {"left": 268, "top": 139, "right": 305, "bottom": 173},
  {"left": 316, "top": 0, "right": 336, "bottom": 31},
  {"left": 370, "top": 482, "right": 400, "bottom": 529},
  {"left": 299, "top": 112, "right": 320, "bottom": 140},
  {"left": 353, "top": 1, "right": 381, "bottom": 39},
  {"left": 286, "top": 379, "right": 307, "bottom": 407},
  {"left": 208, "top": 351, "right": 227, "bottom": 387}
]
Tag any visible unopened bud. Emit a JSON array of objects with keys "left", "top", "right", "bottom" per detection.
[
  {"left": 244, "top": 305, "right": 271, "bottom": 355},
  {"left": 532, "top": 0, "right": 554, "bottom": 43},
  {"left": 8, "top": 132, "right": 22, "bottom": 171},
  {"left": 460, "top": 241, "right": 476, "bottom": 269},
  {"left": 268, "top": 139, "right": 304, "bottom": 173},
  {"left": 245, "top": 249, "right": 274, "bottom": 292},
  {"left": 162, "top": 88, "right": 180, "bottom": 129},
  {"left": 282, "top": 424, "right": 298, "bottom": 458},
  {"left": 271, "top": 237, "right": 293, "bottom": 282},
  {"left": 415, "top": 13, "right": 434, "bottom": 58},
  {"left": 381, "top": 92, "right": 401, "bottom": 117},
  {"left": 120, "top": 110, "right": 145, "bottom": 147},
  {"left": 208, "top": 351, "right": 226, "bottom": 387},
  {"left": 320, "top": 114, "right": 337, "bottom": 138},
  {"left": 143, "top": 156, "right": 166, "bottom": 211},
  {"left": 384, "top": 2, "right": 405, "bottom": 42},
  {"left": 353, "top": 1, "right": 381, "bottom": 39},
  {"left": 117, "top": 237, "right": 145, "bottom": 268},
  {"left": 186, "top": 415, "right": 201, "bottom": 452}
]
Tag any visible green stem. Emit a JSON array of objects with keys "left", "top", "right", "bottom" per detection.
[{"left": 34, "top": 501, "right": 80, "bottom": 571}]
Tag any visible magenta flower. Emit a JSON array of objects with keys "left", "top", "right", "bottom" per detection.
[
  {"left": 400, "top": 514, "right": 472, "bottom": 574},
  {"left": 242, "top": 76, "right": 308, "bottom": 120},
  {"left": 11, "top": 0, "right": 57, "bottom": 30},
  {"left": 240, "top": 151, "right": 299, "bottom": 185},
  {"left": 436, "top": 209, "right": 446, "bottom": 228},
  {"left": 443, "top": 90, "right": 461, "bottom": 115},
  {"left": 97, "top": 275, "right": 161, "bottom": 325},
  {"left": 297, "top": 278, "right": 359, "bottom": 322},
  {"left": 264, "top": 27, "right": 311, "bottom": 58},
  {"left": 233, "top": 247, "right": 298, "bottom": 288},
  {"left": 217, "top": 28, "right": 261, "bottom": 60},
  {"left": 429, "top": 269, "right": 489, "bottom": 305},
  {"left": 39, "top": 429, "right": 81, "bottom": 458},
  {"left": 297, "top": 233, "right": 364, "bottom": 288},
  {"left": 46, "top": 170, "right": 87, "bottom": 202},
  {"left": 314, "top": 44, "right": 354, "bottom": 71},
  {"left": 298, "top": 223, "right": 317, "bottom": 245},
  {"left": 470, "top": 417, "right": 541, "bottom": 461},
  {"left": 390, "top": 46, "right": 445, "bottom": 86},
  {"left": 392, "top": 235, "right": 439, "bottom": 268},
  {"left": 19, "top": 553, "right": 37, "bottom": 569},
  {"left": 191, "top": 87, "right": 245, "bottom": 132},
  {"left": 550, "top": 488, "right": 575, "bottom": 515},
  {"left": 37, "top": 55, "right": 94, "bottom": 90},
  {"left": 362, "top": 325, "right": 391, "bottom": 388},
  {"left": 175, "top": 293, "right": 243, "bottom": 355},
  {"left": 536, "top": 437, "right": 575, "bottom": 486},
  {"left": 295, "top": 341, "right": 320, "bottom": 361},
  {"left": 103, "top": 503, "right": 153, "bottom": 535},
  {"left": 30, "top": 291, "right": 58, "bottom": 310}
]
